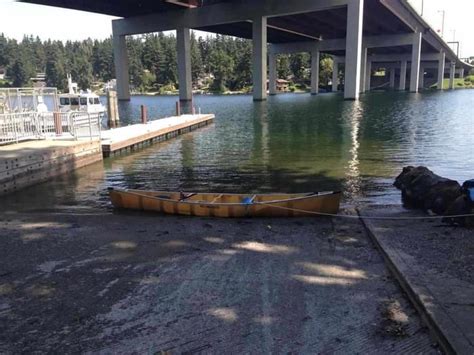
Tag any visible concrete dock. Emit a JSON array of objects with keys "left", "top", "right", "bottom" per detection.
[
  {"left": 101, "top": 114, "right": 214, "bottom": 157},
  {"left": 0, "top": 139, "right": 102, "bottom": 196},
  {"left": 360, "top": 205, "right": 474, "bottom": 355},
  {"left": 0, "top": 113, "right": 214, "bottom": 196}
]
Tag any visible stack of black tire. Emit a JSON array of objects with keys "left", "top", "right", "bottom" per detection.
[{"left": 394, "top": 166, "right": 474, "bottom": 227}]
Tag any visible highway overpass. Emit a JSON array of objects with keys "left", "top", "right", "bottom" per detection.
[{"left": 21, "top": 0, "right": 473, "bottom": 101}]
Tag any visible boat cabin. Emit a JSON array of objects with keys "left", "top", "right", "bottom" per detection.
[
  {"left": 58, "top": 74, "right": 105, "bottom": 114},
  {"left": 59, "top": 93, "right": 104, "bottom": 114}
]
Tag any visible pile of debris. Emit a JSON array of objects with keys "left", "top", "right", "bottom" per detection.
[{"left": 394, "top": 166, "right": 474, "bottom": 227}]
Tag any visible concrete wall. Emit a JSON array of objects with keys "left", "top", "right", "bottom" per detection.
[{"left": 0, "top": 140, "right": 103, "bottom": 196}]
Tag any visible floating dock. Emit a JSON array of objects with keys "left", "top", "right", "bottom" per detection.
[{"left": 100, "top": 114, "right": 214, "bottom": 157}]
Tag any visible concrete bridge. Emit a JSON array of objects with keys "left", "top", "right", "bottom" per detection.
[{"left": 22, "top": 0, "right": 473, "bottom": 101}]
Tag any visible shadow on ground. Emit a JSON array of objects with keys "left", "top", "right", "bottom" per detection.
[{"left": 0, "top": 209, "right": 437, "bottom": 353}]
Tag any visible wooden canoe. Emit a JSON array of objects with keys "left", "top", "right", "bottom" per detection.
[{"left": 108, "top": 188, "right": 341, "bottom": 218}]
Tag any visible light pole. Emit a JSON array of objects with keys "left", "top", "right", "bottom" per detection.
[
  {"left": 421, "top": 0, "right": 424, "bottom": 16},
  {"left": 438, "top": 10, "right": 445, "bottom": 38}
]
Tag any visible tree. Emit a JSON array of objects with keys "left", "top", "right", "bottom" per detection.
[
  {"left": 277, "top": 54, "right": 291, "bottom": 80},
  {"left": 72, "top": 57, "right": 94, "bottom": 90},
  {"left": 230, "top": 39, "right": 251, "bottom": 90},
  {"left": 290, "top": 53, "right": 310, "bottom": 81},
  {"left": 45, "top": 59, "right": 66, "bottom": 90},
  {"left": 319, "top": 55, "right": 333, "bottom": 86},
  {"left": 209, "top": 49, "right": 234, "bottom": 92},
  {"left": 190, "top": 32, "right": 203, "bottom": 84},
  {"left": 0, "top": 33, "right": 8, "bottom": 67}
]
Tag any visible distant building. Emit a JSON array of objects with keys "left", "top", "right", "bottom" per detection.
[
  {"left": 0, "top": 67, "right": 6, "bottom": 80},
  {"left": 267, "top": 79, "right": 290, "bottom": 92},
  {"left": 276, "top": 79, "right": 290, "bottom": 92},
  {"left": 31, "top": 72, "right": 46, "bottom": 88}
]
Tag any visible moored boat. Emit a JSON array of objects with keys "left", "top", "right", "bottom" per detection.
[{"left": 108, "top": 188, "right": 341, "bottom": 217}]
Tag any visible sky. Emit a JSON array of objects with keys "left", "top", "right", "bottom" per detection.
[{"left": 0, "top": 0, "right": 473, "bottom": 57}]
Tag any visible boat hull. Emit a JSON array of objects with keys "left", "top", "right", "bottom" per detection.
[{"left": 108, "top": 189, "right": 341, "bottom": 218}]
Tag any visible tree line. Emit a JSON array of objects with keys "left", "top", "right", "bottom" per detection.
[{"left": 0, "top": 32, "right": 335, "bottom": 93}]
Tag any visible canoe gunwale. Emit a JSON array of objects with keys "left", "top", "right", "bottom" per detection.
[{"left": 109, "top": 188, "right": 341, "bottom": 207}]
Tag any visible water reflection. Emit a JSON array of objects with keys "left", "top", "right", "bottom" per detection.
[
  {"left": 343, "top": 101, "right": 363, "bottom": 201},
  {"left": 1, "top": 91, "right": 473, "bottom": 212}
]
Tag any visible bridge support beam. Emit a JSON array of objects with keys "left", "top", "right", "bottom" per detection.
[
  {"left": 399, "top": 60, "right": 407, "bottom": 91},
  {"left": 177, "top": 27, "right": 192, "bottom": 104},
  {"left": 365, "top": 59, "right": 372, "bottom": 92},
  {"left": 113, "top": 34, "right": 130, "bottom": 101},
  {"left": 311, "top": 49, "right": 320, "bottom": 95},
  {"left": 419, "top": 66, "right": 424, "bottom": 89},
  {"left": 437, "top": 51, "right": 445, "bottom": 90},
  {"left": 269, "top": 52, "right": 277, "bottom": 95},
  {"left": 359, "top": 46, "right": 367, "bottom": 93},
  {"left": 344, "top": 0, "right": 364, "bottom": 100},
  {"left": 449, "top": 62, "right": 456, "bottom": 89},
  {"left": 332, "top": 58, "right": 339, "bottom": 92},
  {"left": 459, "top": 68, "right": 465, "bottom": 79},
  {"left": 389, "top": 68, "right": 396, "bottom": 88},
  {"left": 409, "top": 32, "right": 422, "bottom": 93},
  {"left": 252, "top": 16, "right": 267, "bottom": 101}
]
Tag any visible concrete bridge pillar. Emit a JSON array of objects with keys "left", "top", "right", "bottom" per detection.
[
  {"left": 437, "top": 51, "right": 445, "bottom": 90},
  {"left": 359, "top": 46, "right": 367, "bottom": 93},
  {"left": 389, "top": 68, "right": 396, "bottom": 89},
  {"left": 311, "top": 49, "right": 320, "bottom": 95},
  {"left": 269, "top": 52, "right": 277, "bottom": 95},
  {"left": 365, "top": 59, "right": 372, "bottom": 92},
  {"left": 113, "top": 35, "right": 130, "bottom": 101},
  {"left": 344, "top": 0, "right": 364, "bottom": 100},
  {"left": 399, "top": 60, "right": 407, "bottom": 90},
  {"left": 459, "top": 68, "right": 465, "bottom": 79},
  {"left": 177, "top": 27, "right": 192, "bottom": 104},
  {"left": 252, "top": 16, "right": 268, "bottom": 101},
  {"left": 332, "top": 59, "right": 339, "bottom": 92},
  {"left": 419, "top": 66, "right": 424, "bottom": 89},
  {"left": 409, "top": 31, "right": 422, "bottom": 93},
  {"left": 449, "top": 62, "right": 456, "bottom": 89}
]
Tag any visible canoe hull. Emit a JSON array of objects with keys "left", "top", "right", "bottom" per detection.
[{"left": 109, "top": 189, "right": 341, "bottom": 218}]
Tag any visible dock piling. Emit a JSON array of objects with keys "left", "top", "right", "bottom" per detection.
[
  {"left": 107, "top": 90, "right": 120, "bottom": 127},
  {"left": 140, "top": 105, "right": 147, "bottom": 124},
  {"left": 176, "top": 101, "right": 181, "bottom": 116},
  {"left": 53, "top": 112, "right": 62, "bottom": 136}
]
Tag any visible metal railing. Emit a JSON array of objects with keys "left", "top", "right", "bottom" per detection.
[{"left": 0, "top": 111, "right": 102, "bottom": 145}]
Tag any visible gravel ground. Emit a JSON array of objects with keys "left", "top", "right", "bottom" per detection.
[{"left": 0, "top": 208, "right": 438, "bottom": 354}]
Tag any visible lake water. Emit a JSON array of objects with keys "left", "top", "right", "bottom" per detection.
[{"left": 3, "top": 90, "right": 473, "bottom": 211}]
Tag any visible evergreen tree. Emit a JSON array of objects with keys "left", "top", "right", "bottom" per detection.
[
  {"left": 9, "top": 56, "right": 34, "bottom": 87},
  {"left": 1, "top": 32, "right": 337, "bottom": 93},
  {"left": 209, "top": 49, "right": 234, "bottom": 92},
  {"left": 190, "top": 32, "right": 203, "bottom": 84},
  {"left": 45, "top": 57, "right": 66, "bottom": 90},
  {"left": 277, "top": 54, "right": 291, "bottom": 80},
  {"left": 290, "top": 53, "right": 310, "bottom": 81},
  {"left": 319, "top": 55, "right": 333, "bottom": 86}
]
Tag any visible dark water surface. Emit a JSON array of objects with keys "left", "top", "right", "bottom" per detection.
[{"left": 2, "top": 90, "right": 473, "bottom": 211}]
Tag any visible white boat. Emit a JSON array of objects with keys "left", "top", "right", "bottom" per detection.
[{"left": 59, "top": 74, "right": 106, "bottom": 115}]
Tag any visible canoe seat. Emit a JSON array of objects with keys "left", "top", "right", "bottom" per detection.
[
  {"left": 179, "top": 192, "right": 197, "bottom": 201},
  {"left": 242, "top": 195, "right": 256, "bottom": 205},
  {"left": 210, "top": 194, "right": 223, "bottom": 204}
]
